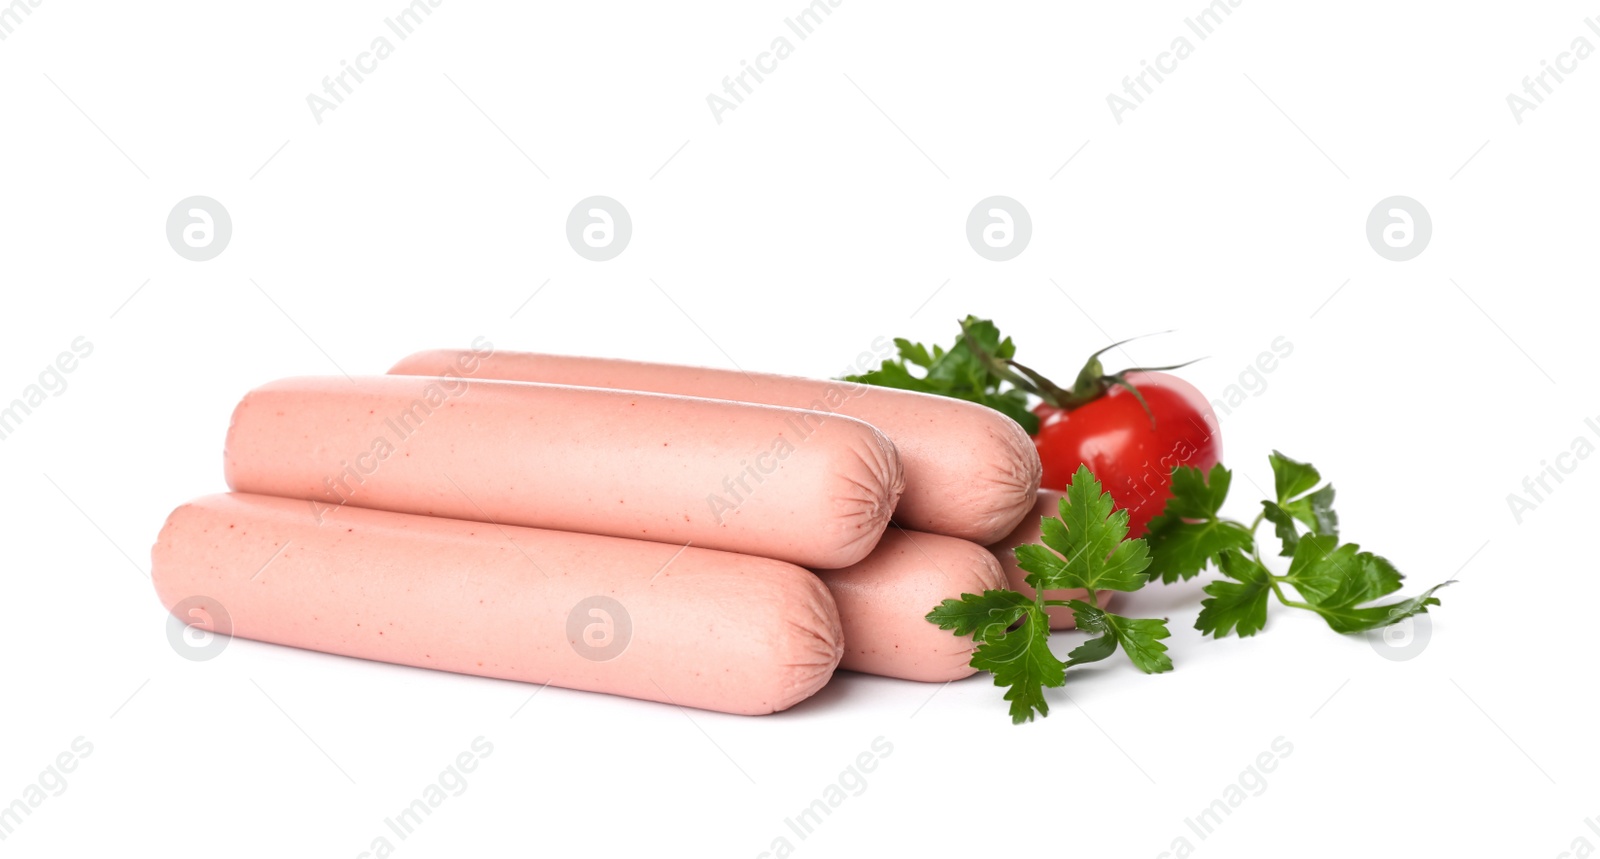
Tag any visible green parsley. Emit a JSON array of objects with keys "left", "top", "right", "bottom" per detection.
[
  {"left": 842, "top": 316, "right": 1038, "bottom": 433},
  {"left": 926, "top": 453, "right": 1452, "bottom": 724},
  {"left": 927, "top": 465, "right": 1171, "bottom": 723},
  {"left": 1145, "top": 451, "right": 1453, "bottom": 637}
]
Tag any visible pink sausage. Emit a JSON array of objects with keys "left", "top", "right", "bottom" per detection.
[
  {"left": 389, "top": 349, "right": 1041, "bottom": 544},
  {"left": 985, "top": 489, "right": 1114, "bottom": 630},
  {"left": 152, "top": 493, "right": 843, "bottom": 715},
  {"left": 223, "top": 375, "right": 902, "bottom": 570},
  {"left": 813, "top": 529, "right": 1005, "bottom": 682}
]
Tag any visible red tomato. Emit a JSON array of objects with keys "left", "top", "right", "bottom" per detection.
[{"left": 1032, "top": 371, "right": 1221, "bottom": 537}]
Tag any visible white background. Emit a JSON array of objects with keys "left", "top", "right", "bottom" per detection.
[{"left": 2, "top": 1, "right": 1595, "bottom": 856}]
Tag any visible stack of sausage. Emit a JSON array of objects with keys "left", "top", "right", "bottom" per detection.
[{"left": 151, "top": 347, "right": 1080, "bottom": 715}]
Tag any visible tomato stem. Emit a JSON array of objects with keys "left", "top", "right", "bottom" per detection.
[{"left": 957, "top": 318, "right": 1204, "bottom": 422}]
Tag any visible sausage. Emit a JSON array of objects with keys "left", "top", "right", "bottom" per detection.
[
  {"left": 813, "top": 528, "right": 1005, "bottom": 682},
  {"left": 151, "top": 493, "right": 844, "bottom": 715},
  {"left": 222, "top": 375, "right": 903, "bottom": 569},
  {"left": 985, "top": 489, "right": 1114, "bottom": 629},
  {"left": 388, "top": 349, "right": 1041, "bottom": 544}
]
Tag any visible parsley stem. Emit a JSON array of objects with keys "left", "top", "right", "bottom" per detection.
[
  {"left": 1238, "top": 514, "right": 1267, "bottom": 566},
  {"left": 1267, "top": 578, "right": 1314, "bottom": 610}
]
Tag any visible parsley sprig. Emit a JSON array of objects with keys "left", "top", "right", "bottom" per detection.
[
  {"left": 927, "top": 465, "right": 1171, "bottom": 724},
  {"left": 843, "top": 316, "right": 1037, "bottom": 432},
  {"left": 926, "top": 453, "right": 1452, "bottom": 724},
  {"left": 1147, "top": 451, "right": 1453, "bottom": 637}
]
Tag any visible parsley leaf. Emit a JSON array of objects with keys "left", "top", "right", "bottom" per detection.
[
  {"left": 1063, "top": 632, "right": 1119, "bottom": 668},
  {"left": 1277, "top": 535, "right": 1367, "bottom": 605},
  {"left": 926, "top": 589, "right": 1033, "bottom": 642},
  {"left": 1263, "top": 450, "right": 1339, "bottom": 555},
  {"left": 1284, "top": 484, "right": 1339, "bottom": 535},
  {"left": 1270, "top": 449, "right": 1321, "bottom": 500},
  {"left": 971, "top": 611, "right": 1065, "bottom": 723},
  {"left": 1068, "top": 600, "right": 1173, "bottom": 674},
  {"left": 927, "top": 591, "right": 1060, "bottom": 723},
  {"left": 1019, "top": 464, "right": 1151, "bottom": 592},
  {"left": 1259, "top": 501, "right": 1303, "bottom": 556},
  {"left": 1276, "top": 537, "right": 1448, "bottom": 633},
  {"left": 1163, "top": 461, "right": 1235, "bottom": 518},
  {"left": 1196, "top": 550, "right": 1274, "bottom": 638},
  {"left": 1302, "top": 581, "right": 1452, "bottom": 634},
  {"left": 1145, "top": 464, "right": 1254, "bottom": 583},
  {"left": 1319, "top": 551, "right": 1404, "bottom": 609}
]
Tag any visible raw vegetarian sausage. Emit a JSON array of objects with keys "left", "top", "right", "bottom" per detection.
[
  {"left": 813, "top": 528, "right": 1005, "bottom": 682},
  {"left": 222, "top": 375, "right": 903, "bottom": 569},
  {"left": 388, "top": 349, "right": 1040, "bottom": 544},
  {"left": 152, "top": 493, "right": 844, "bottom": 715}
]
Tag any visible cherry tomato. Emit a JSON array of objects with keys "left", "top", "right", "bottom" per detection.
[{"left": 1032, "top": 371, "right": 1220, "bottom": 537}]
